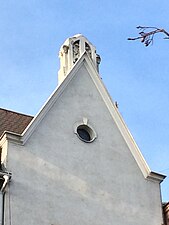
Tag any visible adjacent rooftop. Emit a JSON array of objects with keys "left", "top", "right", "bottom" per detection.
[{"left": 0, "top": 108, "right": 33, "bottom": 138}]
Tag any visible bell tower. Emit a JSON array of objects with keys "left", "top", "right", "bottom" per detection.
[{"left": 58, "top": 34, "right": 101, "bottom": 85}]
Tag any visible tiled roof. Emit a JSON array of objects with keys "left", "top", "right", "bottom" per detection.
[
  {"left": 0, "top": 108, "right": 33, "bottom": 138},
  {"left": 163, "top": 202, "right": 169, "bottom": 225}
]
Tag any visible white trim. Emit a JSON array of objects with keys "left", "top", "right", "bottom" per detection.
[
  {"left": 147, "top": 171, "right": 166, "bottom": 183},
  {"left": 21, "top": 54, "right": 86, "bottom": 144},
  {"left": 82, "top": 56, "right": 153, "bottom": 179},
  {"left": 73, "top": 118, "right": 97, "bottom": 143},
  {"left": 0, "top": 132, "right": 22, "bottom": 145}
]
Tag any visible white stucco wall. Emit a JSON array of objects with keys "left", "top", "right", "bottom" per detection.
[{"left": 4, "top": 65, "right": 163, "bottom": 225}]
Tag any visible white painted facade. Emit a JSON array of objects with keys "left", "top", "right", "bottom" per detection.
[{"left": 0, "top": 35, "right": 165, "bottom": 225}]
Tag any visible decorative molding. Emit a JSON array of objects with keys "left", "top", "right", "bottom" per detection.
[
  {"left": 73, "top": 118, "right": 97, "bottom": 143},
  {"left": 147, "top": 171, "right": 166, "bottom": 183},
  {"left": 82, "top": 117, "right": 88, "bottom": 125},
  {"left": 0, "top": 132, "right": 22, "bottom": 146}
]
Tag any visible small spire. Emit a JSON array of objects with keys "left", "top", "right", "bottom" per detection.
[{"left": 58, "top": 34, "right": 101, "bottom": 85}]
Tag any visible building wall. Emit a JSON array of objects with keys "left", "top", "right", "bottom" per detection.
[{"left": 4, "top": 65, "right": 164, "bottom": 225}]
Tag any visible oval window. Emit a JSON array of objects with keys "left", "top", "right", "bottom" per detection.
[{"left": 76, "top": 124, "right": 96, "bottom": 143}]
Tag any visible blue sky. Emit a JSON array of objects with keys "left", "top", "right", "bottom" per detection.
[{"left": 0, "top": 1, "right": 169, "bottom": 201}]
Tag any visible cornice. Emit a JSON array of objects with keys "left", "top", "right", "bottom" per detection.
[{"left": 0, "top": 131, "right": 22, "bottom": 146}]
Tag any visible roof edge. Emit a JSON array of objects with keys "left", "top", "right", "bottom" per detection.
[
  {"left": 83, "top": 56, "right": 166, "bottom": 183},
  {"left": 21, "top": 52, "right": 89, "bottom": 144},
  {"left": 0, "top": 107, "right": 33, "bottom": 118}
]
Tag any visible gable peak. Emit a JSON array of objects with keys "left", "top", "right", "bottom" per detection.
[{"left": 58, "top": 34, "right": 101, "bottom": 85}]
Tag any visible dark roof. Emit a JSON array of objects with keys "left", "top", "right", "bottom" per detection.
[{"left": 0, "top": 108, "right": 33, "bottom": 137}]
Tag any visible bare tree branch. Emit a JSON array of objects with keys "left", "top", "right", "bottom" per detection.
[{"left": 128, "top": 26, "right": 169, "bottom": 46}]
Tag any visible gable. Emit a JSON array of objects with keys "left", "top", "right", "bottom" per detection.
[
  {"left": 27, "top": 63, "right": 145, "bottom": 179},
  {"left": 3, "top": 53, "right": 165, "bottom": 225},
  {"left": 14, "top": 53, "right": 164, "bottom": 183}
]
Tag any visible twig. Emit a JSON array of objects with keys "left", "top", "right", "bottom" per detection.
[{"left": 128, "top": 26, "right": 169, "bottom": 46}]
